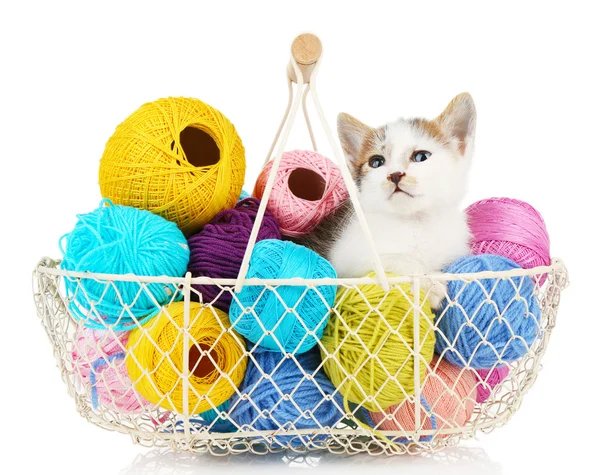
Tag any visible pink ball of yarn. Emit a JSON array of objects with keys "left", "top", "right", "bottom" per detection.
[
  {"left": 72, "top": 327, "right": 151, "bottom": 414},
  {"left": 475, "top": 366, "right": 510, "bottom": 403},
  {"left": 466, "top": 197, "right": 551, "bottom": 284},
  {"left": 253, "top": 150, "right": 349, "bottom": 237},
  {"left": 369, "top": 358, "right": 477, "bottom": 438}
]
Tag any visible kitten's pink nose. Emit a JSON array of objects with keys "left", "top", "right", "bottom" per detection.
[{"left": 388, "top": 172, "right": 405, "bottom": 185}]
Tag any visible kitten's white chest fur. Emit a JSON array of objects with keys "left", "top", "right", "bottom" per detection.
[{"left": 329, "top": 208, "right": 471, "bottom": 278}]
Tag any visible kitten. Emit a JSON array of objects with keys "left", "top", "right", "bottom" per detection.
[{"left": 296, "top": 93, "right": 476, "bottom": 308}]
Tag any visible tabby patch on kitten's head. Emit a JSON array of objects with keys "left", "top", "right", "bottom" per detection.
[{"left": 337, "top": 93, "right": 476, "bottom": 217}]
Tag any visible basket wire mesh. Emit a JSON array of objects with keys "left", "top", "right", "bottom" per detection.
[{"left": 33, "top": 257, "right": 567, "bottom": 455}]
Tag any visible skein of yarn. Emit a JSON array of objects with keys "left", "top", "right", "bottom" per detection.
[
  {"left": 72, "top": 327, "right": 151, "bottom": 413},
  {"left": 321, "top": 276, "right": 436, "bottom": 412},
  {"left": 253, "top": 150, "right": 349, "bottom": 237},
  {"left": 229, "top": 239, "right": 337, "bottom": 354},
  {"left": 229, "top": 350, "right": 344, "bottom": 447},
  {"left": 99, "top": 97, "right": 246, "bottom": 235},
  {"left": 60, "top": 200, "right": 189, "bottom": 330},
  {"left": 197, "top": 400, "right": 237, "bottom": 432},
  {"left": 466, "top": 198, "right": 551, "bottom": 284},
  {"left": 368, "top": 357, "right": 477, "bottom": 439},
  {"left": 474, "top": 366, "right": 510, "bottom": 403},
  {"left": 126, "top": 302, "right": 247, "bottom": 414},
  {"left": 435, "top": 254, "right": 541, "bottom": 368},
  {"left": 187, "top": 198, "right": 281, "bottom": 312}
]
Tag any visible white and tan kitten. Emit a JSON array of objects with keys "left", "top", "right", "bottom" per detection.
[{"left": 297, "top": 93, "right": 476, "bottom": 308}]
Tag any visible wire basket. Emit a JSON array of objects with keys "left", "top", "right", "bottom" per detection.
[
  {"left": 33, "top": 257, "right": 567, "bottom": 456},
  {"left": 32, "top": 34, "right": 569, "bottom": 456}
]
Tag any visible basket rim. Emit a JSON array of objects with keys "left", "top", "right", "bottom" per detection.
[{"left": 35, "top": 256, "right": 566, "bottom": 287}]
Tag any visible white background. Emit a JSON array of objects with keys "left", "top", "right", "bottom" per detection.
[{"left": 1, "top": 1, "right": 598, "bottom": 473}]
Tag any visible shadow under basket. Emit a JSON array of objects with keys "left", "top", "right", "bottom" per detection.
[{"left": 32, "top": 257, "right": 568, "bottom": 456}]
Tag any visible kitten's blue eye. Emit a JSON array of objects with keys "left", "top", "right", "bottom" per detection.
[
  {"left": 368, "top": 155, "right": 385, "bottom": 168},
  {"left": 412, "top": 151, "right": 431, "bottom": 163}
]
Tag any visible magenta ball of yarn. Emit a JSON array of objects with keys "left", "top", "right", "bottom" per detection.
[
  {"left": 72, "top": 327, "right": 152, "bottom": 413},
  {"left": 187, "top": 198, "right": 281, "bottom": 311},
  {"left": 253, "top": 150, "right": 349, "bottom": 237},
  {"left": 474, "top": 366, "right": 510, "bottom": 403},
  {"left": 466, "top": 197, "right": 551, "bottom": 284}
]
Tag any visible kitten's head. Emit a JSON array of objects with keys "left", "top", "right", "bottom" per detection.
[{"left": 338, "top": 93, "right": 476, "bottom": 217}]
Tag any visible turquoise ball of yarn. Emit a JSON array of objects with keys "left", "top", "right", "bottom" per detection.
[
  {"left": 60, "top": 199, "right": 189, "bottom": 330},
  {"left": 435, "top": 254, "right": 541, "bottom": 368},
  {"left": 196, "top": 400, "right": 236, "bottom": 432},
  {"left": 229, "top": 239, "right": 337, "bottom": 354}
]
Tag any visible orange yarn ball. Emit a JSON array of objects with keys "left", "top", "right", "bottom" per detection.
[
  {"left": 368, "top": 357, "right": 477, "bottom": 438},
  {"left": 253, "top": 150, "right": 348, "bottom": 237},
  {"left": 99, "top": 97, "right": 246, "bottom": 235}
]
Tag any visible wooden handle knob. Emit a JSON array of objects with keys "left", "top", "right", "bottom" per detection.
[{"left": 287, "top": 33, "right": 323, "bottom": 84}]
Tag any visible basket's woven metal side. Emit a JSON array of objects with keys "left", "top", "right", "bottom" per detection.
[
  {"left": 32, "top": 259, "right": 567, "bottom": 456},
  {"left": 34, "top": 258, "right": 75, "bottom": 395}
]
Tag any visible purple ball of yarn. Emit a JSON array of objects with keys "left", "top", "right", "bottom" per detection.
[{"left": 187, "top": 198, "right": 281, "bottom": 311}]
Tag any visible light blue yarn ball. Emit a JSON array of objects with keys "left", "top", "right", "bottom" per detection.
[
  {"left": 229, "top": 239, "right": 337, "bottom": 354},
  {"left": 60, "top": 199, "right": 189, "bottom": 330},
  {"left": 435, "top": 254, "right": 541, "bottom": 369},
  {"left": 238, "top": 189, "right": 250, "bottom": 201}
]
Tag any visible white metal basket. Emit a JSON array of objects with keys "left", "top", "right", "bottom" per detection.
[{"left": 32, "top": 34, "right": 569, "bottom": 456}]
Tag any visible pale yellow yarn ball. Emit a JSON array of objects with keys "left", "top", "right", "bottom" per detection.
[{"left": 99, "top": 97, "right": 246, "bottom": 235}]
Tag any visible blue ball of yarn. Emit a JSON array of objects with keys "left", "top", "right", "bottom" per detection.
[
  {"left": 229, "top": 350, "right": 344, "bottom": 447},
  {"left": 238, "top": 189, "right": 250, "bottom": 200},
  {"left": 229, "top": 239, "right": 337, "bottom": 354},
  {"left": 60, "top": 199, "right": 189, "bottom": 330},
  {"left": 435, "top": 254, "right": 541, "bottom": 368}
]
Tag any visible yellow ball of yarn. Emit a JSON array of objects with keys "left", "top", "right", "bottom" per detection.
[
  {"left": 99, "top": 97, "right": 246, "bottom": 235},
  {"left": 321, "top": 275, "right": 436, "bottom": 412},
  {"left": 126, "top": 301, "right": 247, "bottom": 414}
]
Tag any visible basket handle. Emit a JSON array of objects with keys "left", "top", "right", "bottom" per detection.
[{"left": 234, "top": 34, "right": 390, "bottom": 293}]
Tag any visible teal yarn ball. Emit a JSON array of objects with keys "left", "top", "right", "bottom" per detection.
[
  {"left": 196, "top": 400, "right": 236, "bottom": 432},
  {"left": 229, "top": 239, "right": 337, "bottom": 354},
  {"left": 435, "top": 254, "right": 541, "bottom": 368},
  {"left": 60, "top": 199, "right": 190, "bottom": 330}
]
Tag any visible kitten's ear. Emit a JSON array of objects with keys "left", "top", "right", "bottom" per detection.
[
  {"left": 436, "top": 93, "right": 477, "bottom": 154},
  {"left": 337, "top": 113, "right": 373, "bottom": 164}
]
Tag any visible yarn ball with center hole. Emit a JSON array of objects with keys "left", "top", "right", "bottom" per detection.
[
  {"left": 60, "top": 200, "right": 189, "bottom": 330},
  {"left": 228, "top": 239, "right": 337, "bottom": 354},
  {"left": 466, "top": 197, "right": 551, "bottom": 284},
  {"left": 474, "top": 366, "right": 510, "bottom": 403},
  {"left": 435, "top": 254, "right": 541, "bottom": 369},
  {"left": 253, "top": 150, "right": 349, "bottom": 237},
  {"left": 229, "top": 350, "right": 344, "bottom": 447},
  {"left": 126, "top": 301, "right": 247, "bottom": 414},
  {"left": 320, "top": 275, "right": 436, "bottom": 412},
  {"left": 99, "top": 97, "right": 246, "bottom": 235},
  {"left": 187, "top": 198, "right": 281, "bottom": 312},
  {"left": 72, "top": 327, "right": 152, "bottom": 413},
  {"left": 368, "top": 357, "right": 476, "bottom": 439}
]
